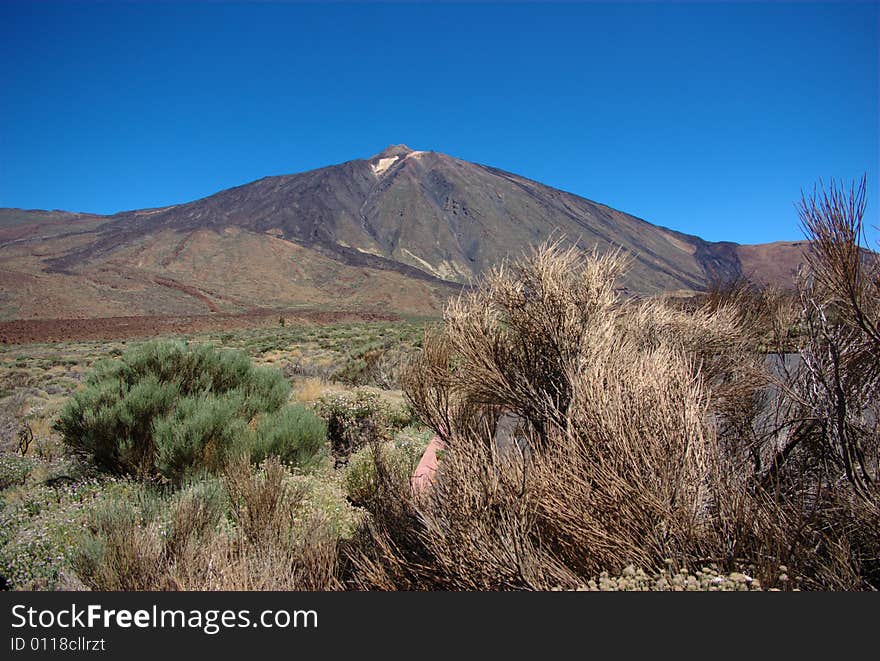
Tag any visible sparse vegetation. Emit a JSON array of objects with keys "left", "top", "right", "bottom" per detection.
[
  {"left": 0, "top": 321, "right": 419, "bottom": 590},
  {"left": 73, "top": 457, "right": 343, "bottom": 591}
]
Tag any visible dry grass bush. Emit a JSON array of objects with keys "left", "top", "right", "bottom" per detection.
[
  {"left": 74, "top": 496, "right": 169, "bottom": 591},
  {"left": 294, "top": 377, "right": 330, "bottom": 403},
  {"left": 652, "top": 282, "right": 813, "bottom": 484},
  {"left": 751, "top": 176, "right": 880, "bottom": 589},
  {"left": 627, "top": 297, "right": 767, "bottom": 468},
  {"left": 201, "top": 457, "right": 339, "bottom": 590},
  {"left": 790, "top": 176, "right": 879, "bottom": 493},
  {"left": 74, "top": 457, "right": 339, "bottom": 591},
  {"left": 345, "top": 197, "right": 880, "bottom": 590},
  {"left": 344, "top": 243, "right": 774, "bottom": 589}
]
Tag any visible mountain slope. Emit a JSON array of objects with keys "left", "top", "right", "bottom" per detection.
[{"left": 0, "top": 145, "right": 809, "bottom": 321}]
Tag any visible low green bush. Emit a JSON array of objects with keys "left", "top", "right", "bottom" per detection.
[
  {"left": 251, "top": 405, "right": 328, "bottom": 469},
  {"left": 343, "top": 435, "right": 426, "bottom": 506},
  {"left": 54, "top": 341, "right": 327, "bottom": 484},
  {"left": 0, "top": 475, "right": 143, "bottom": 590},
  {"left": 315, "top": 390, "right": 417, "bottom": 464},
  {"left": 0, "top": 453, "right": 37, "bottom": 490}
]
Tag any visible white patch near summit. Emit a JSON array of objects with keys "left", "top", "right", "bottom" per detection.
[
  {"left": 371, "top": 151, "right": 427, "bottom": 177},
  {"left": 371, "top": 156, "right": 399, "bottom": 176}
]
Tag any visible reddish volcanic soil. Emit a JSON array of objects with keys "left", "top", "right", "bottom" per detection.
[{"left": 0, "top": 309, "right": 400, "bottom": 344}]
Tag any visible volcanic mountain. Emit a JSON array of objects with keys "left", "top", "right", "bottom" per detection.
[{"left": 0, "top": 145, "right": 808, "bottom": 322}]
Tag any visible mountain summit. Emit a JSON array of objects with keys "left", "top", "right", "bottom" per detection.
[
  {"left": 374, "top": 144, "right": 414, "bottom": 158},
  {"left": 0, "top": 147, "right": 807, "bottom": 320}
]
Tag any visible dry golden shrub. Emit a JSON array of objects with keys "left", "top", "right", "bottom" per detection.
[{"left": 347, "top": 225, "right": 878, "bottom": 590}]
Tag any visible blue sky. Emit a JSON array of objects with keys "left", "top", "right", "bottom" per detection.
[{"left": 1, "top": 1, "right": 877, "bottom": 245}]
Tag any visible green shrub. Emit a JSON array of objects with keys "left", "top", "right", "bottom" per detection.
[
  {"left": 54, "top": 340, "right": 327, "bottom": 483},
  {"left": 152, "top": 391, "right": 250, "bottom": 480},
  {"left": 344, "top": 445, "right": 387, "bottom": 506},
  {"left": 0, "top": 453, "right": 37, "bottom": 490},
  {"left": 315, "top": 391, "right": 416, "bottom": 464},
  {"left": 316, "top": 391, "right": 385, "bottom": 461},
  {"left": 251, "top": 405, "right": 328, "bottom": 469},
  {"left": 343, "top": 435, "right": 426, "bottom": 506}
]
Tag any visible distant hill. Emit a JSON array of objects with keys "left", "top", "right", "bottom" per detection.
[{"left": 0, "top": 145, "right": 808, "bottom": 321}]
